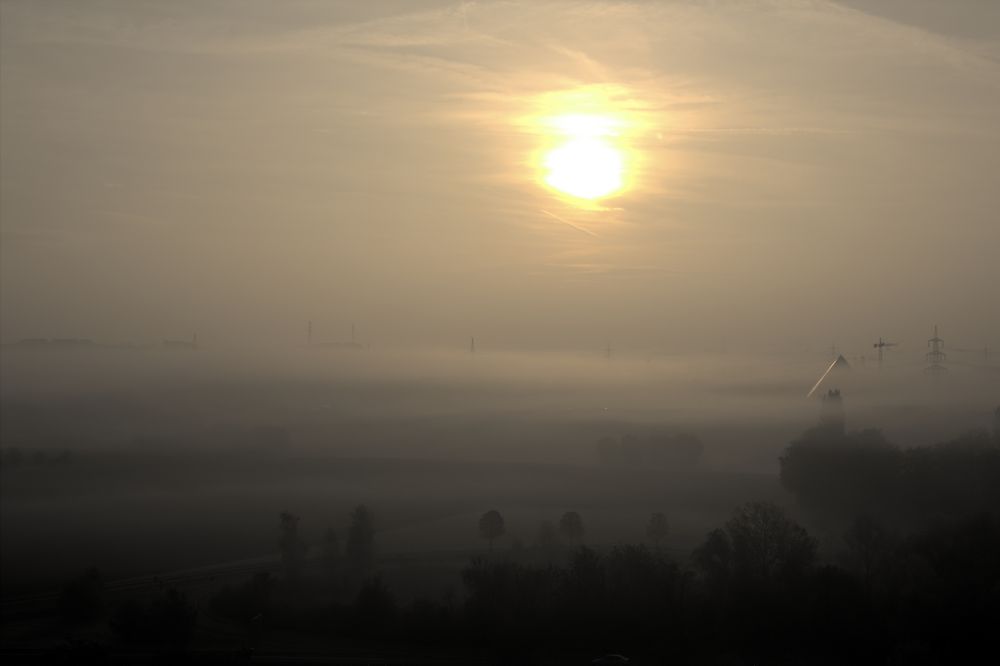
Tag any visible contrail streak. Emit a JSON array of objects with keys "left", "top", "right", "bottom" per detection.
[
  {"left": 540, "top": 209, "right": 598, "bottom": 237},
  {"left": 807, "top": 358, "right": 838, "bottom": 398}
]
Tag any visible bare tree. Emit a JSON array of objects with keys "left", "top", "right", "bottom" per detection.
[
  {"left": 844, "top": 514, "right": 894, "bottom": 597},
  {"left": 725, "top": 501, "right": 816, "bottom": 581},
  {"left": 558, "top": 511, "right": 585, "bottom": 546},
  {"left": 478, "top": 510, "right": 506, "bottom": 551}
]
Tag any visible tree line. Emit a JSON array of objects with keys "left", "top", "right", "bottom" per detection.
[{"left": 51, "top": 426, "right": 1000, "bottom": 663}]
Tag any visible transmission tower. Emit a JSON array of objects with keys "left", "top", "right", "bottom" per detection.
[
  {"left": 873, "top": 336, "right": 898, "bottom": 368},
  {"left": 925, "top": 325, "right": 947, "bottom": 377}
]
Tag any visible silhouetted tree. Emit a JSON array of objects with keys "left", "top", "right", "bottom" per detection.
[
  {"left": 346, "top": 504, "right": 375, "bottom": 573},
  {"left": 725, "top": 501, "right": 816, "bottom": 582},
  {"left": 695, "top": 502, "right": 816, "bottom": 588},
  {"left": 278, "top": 511, "right": 306, "bottom": 581},
  {"left": 646, "top": 512, "right": 670, "bottom": 549},
  {"left": 843, "top": 514, "right": 894, "bottom": 596},
  {"left": 558, "top": 511, "right": 585, "bottom": 546},
  {"left": 693, "top": 528, "right": 733, "bottom": 590},
  {"left": 478, "top": 510, "right": 505, "bottom": 551}
]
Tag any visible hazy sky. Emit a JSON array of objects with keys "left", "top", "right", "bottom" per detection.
[{"left": 2, "top": 0, "right": 998, "bottom": 354}]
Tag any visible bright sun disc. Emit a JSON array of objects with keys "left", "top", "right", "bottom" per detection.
[
  {"left": 542, "top": 114, "right": 626, "bottom": 200},
  {"left": 544, "top": 137, "right": 623, "bottom": 199}
]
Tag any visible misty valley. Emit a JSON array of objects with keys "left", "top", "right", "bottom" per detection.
[
  {"left": 3, "top": 1, "right": 1000, "bottom": 661},
  {"left": 1, "top": 347, "right": 997, "bottom": 664}
]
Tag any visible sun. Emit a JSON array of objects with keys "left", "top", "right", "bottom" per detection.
[{"left": 542, "top": 114, "right": 626, "bottom": 201}]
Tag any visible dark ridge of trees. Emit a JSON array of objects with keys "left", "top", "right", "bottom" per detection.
[
  {"left": 39, "top": 432, "right": 1000, "bottom": 663},
  {"left": 89, "top": 497, "right": 993, "bottom": 664},
  {"left": 478, "top": 509, "right": 505, "bottom": 550},
  {"left": 780, "top": 427, "right": 1000, "bottom": 528}
]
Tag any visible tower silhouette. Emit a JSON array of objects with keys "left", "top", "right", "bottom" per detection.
[{"left": 925, "top": 325, "right": 947, "bottom": 378}]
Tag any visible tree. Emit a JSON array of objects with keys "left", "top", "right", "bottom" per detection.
[
  {"left": 724, "top": 501, "right": 817, "bottom": 582},
  {"left": 558, "top": 511, "right": 585, "bottom": 546},
  {"left": 693, "top": 528, "right": 733, "bottom": 588},
  {"left": 646, "top": 512, "right": 670, "bottom": 549},
  {"left": 479, "top": 510, "right": 505, "bottom": 551},
  {"left": 278, "top": 511, "right": 307, "bottom": 581},
  {"left": 346, "top": 505, "right": 375, "bottom": 573},
  {"left": 843, "top": 514, "right": 894, "bottom": 595}
]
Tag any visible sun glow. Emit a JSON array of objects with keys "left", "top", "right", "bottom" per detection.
[
  {"left": 541, "top": 113, "right": 628, "bottom": 201},
  {"left": 544, "top": 136, "right": 623, "bottom": 200}
]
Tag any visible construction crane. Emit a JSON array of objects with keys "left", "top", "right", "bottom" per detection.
[{"left": 872, "top": 337, "right": 898, "bottom": 368}]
